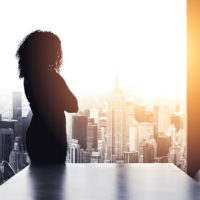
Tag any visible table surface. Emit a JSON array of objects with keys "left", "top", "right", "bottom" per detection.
[{"left": 0, "top": 163, "right": 200, "bottom": 200}]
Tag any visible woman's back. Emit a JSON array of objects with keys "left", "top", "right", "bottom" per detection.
[{"left": 16, "top": 30, "right": 78, "bottom": 164}]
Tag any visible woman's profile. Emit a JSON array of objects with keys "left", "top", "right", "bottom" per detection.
[{"left": 16, "top": 30, "right": 78, "bottom": 164}]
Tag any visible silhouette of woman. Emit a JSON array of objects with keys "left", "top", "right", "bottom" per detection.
[{"left": 16, "top": 30, "right": 78, "bottom": 164}]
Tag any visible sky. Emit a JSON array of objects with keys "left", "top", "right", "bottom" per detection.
[{"left": 0, "top": 0, "right": 186, "bottom": 100}]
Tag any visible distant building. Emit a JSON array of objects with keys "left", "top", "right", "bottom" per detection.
[
  {"left": 98, "top": 111, "right": 107, "bottom": 141},
  {"left": 83, "top": 109, "right": 90, "bottom": 117},
  {"left": 142, "top": 143, "right": 154, "bottom": 163},
  {"left": 157, "top": 136, "right": 171, "bottom": 157},
  {"left": 0, "top": 128, "right": 14, "bottom": 162},
  {"left": 129, "top": 121, "right": 139, "bottom": 151},
  {"left": 80, "top": 149, "right": 88, "bottom": 163},
  {"left": 87, "top": 119, "right": 98, "bottom": 151},
  {"left": 12, "top": 92, "right": 22, "bottom": 120},
  {"left": 171, "top": 113, "right": 181, "bottom": 131},
  {"left": 69, "top": 139, "right": 80, "bottom": 163},
  {"left": 158, "top": 104, "right": 171, "bottom": 134},
  {"left": 144, "top": 110, "right": 154, "bottom": 123},
  {"left": 106, "top": 74, "right": 126, "bottom": 162},
  {"left": 72, "top": 116, "right": 88, "bottom": 150},
  {"left": 98, "top": 140, "right": 105, "bottom": 162},
  {"left": 134, "top": 104, "right": 146, "bottom": 123},
  {"left": 84, "top": 150, "right": 92, "bottom": 163},
  {"left": 91, "top": 152, "right": 101, "bottom": 163},
  {"left": 153, "top": 105, "right": 159, "bottom": 140},
  {"left": 125, "top": 100, "right": 135, "bottom": 151},
  {"left": 14, "top": 111, "right": 32, "bottom": 151},
  {"left": 0, "top": 163, "right": 3, "bottom": 184},
  {"left": 138, "top": 122, "right": 154, "bottom": 143},
  {"left": 124, "top": 151, "right": 139, "bottom": 163},
  {"left": 9, "top": 137, "right": 25, "bottom": 173},
  {"left": 175, "top": 104, "right": 180, "bottom": 112},
  {"left": 0, "top": 120, "right": 16, "bottom": 130}
]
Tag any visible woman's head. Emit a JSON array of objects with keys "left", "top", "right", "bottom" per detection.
[{"left": 16, "top": 30, "right": 62, "bottom": 78}]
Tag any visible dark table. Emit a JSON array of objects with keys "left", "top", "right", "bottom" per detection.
[{"left": 0, "top": 163, "right": 200, "bottom": 200}]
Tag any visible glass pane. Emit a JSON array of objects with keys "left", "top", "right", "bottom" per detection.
[{"left": 0, "top": 0, "right": 186, "bottom": 184}]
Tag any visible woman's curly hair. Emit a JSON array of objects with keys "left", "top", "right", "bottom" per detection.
[{"left": 16, "top": 30, "right": 62, "bottom": 79}]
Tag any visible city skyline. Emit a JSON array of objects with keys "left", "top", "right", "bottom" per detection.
[{"left": 0, "top": 73, "right": 187, "bottom": 184}]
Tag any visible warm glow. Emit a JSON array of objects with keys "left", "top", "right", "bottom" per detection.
[{"left": 0, "top": 0, "right": 186, "bottom": 100}]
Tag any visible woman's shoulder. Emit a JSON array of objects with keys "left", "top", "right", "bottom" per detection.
[
  {"left": 53, "top": 72, "right": 66, "bottom": 84},
  {"left": 51, "top": 72, "right": 70, "bottom": 90}
]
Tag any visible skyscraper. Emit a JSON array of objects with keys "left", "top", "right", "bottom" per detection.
[
  {"left": 134, "top": 104, "right": 146, "bottom": 122},
  {"left": 140, "top": 141, "right": 155, "bottom": 163},
  {"left": 72, "top": 116, "right": 88, "bottom": 150},
  {"left": 98, "top": 140, "right": 105, "bottom": 162},
  {"left": 98, "top": 109, "right": 107, "bottom": 141},
  {"left": 9, "top": 137, "right": 24, "bottom": 173},
  {"left": 171, "top": 113, "right": 181, "bottom": 131},
  {"left": 14, "top": 111, "right": 32, "bottom": 151},
  {"left": 106, "top": 74, "right": 126, "bottom": 162},
  {"left": 153, "top": 105, "right": 159, "bottom": 140},
  {"left": 157, "top": 136, "right": 171, "bottom": 157},
  {"left": 125, "top": 101, "right": 135, "bottom": 152},
  {"left": 87, "top": 119, "right": 98, "bottom": 151},
  {"left": 12, "top": 92, "right": 22, "bottom": 120},
  {"left": 69, "top": 139, "right": 80, "bottom": 163},
  {"left": 158, "top": 104, "right": 171, "bottom": 134},
  {"left": 0, "top": 128, "right": 14, "bottom": 162},
  {"left": 143, "top": 143, "right": 154, "bottom": 163},
  {"left": 129, "top": 120, "right": 139, "bottom": 152},
  {"left": 138, "top": 122, "right": 154, "bottom": 144}
]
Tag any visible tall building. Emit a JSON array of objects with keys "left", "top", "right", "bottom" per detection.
[
  {"left": 9, "top": 137, "right": 24, "bottom": 173},
  {"left": 69, "top": 139, "right": 80, "bottom": 163},
  {"left": 138, "top": 122, "right": 154, "bottom": 144},
  {"left": 153, "top": 105, "right": 159, "bottom": 140},
  {"left": 106, "top": 74, "right": 126, "bottom": 162},
  {"left": 0, "top": 128, "right": 14, "bottom": 162},
  {"left": 98, "top": 109, "right": 107, "bottom": 141},
  {"left": 72, "top": 116, "right": 88, "bottom": 150},
  {"left": 0, "top": 163, "right": 3, "bottom": 184},
  {"left": 134, "top": 104, "right": 146, "bottom": 122},
  {"left": 158, "top": 104, "right": 171, "bottom": 134},
  {"left": 171, "top": 113, "right": 181, "bottom": 131},
  {"left": 125, "top": 101, "right": 135, "bottom": 152},
  {"left": 129, "top": 120, "right": 139, "bottom": 152},
  {"left": 98, "top": 140, "right": 105, "bottom": 162},
  {"left": 157, "top": 136, "right": 171, "bottom": 157},
  {"left": 66, "top": 113, "right": 73, "bottom": 144},
  {"left": 12, "top": 92, "right": 22, "bottom": 120},
  {"left": 12, "top": 111, "right": 32, "bottom": 151},
  {"left": 87, "top": 119, "right": 98, "bottom": 151},
  {"left": 144, "top": 110, "right": 154, "bottom": 123},
  {"left": 0, "top": 112, "right": 31, "bottom": 163},
  {"left": 141, "top": 142, "right": 155, "bottom": 163},
  {"left": 79, "top": 149, "right": 88, "bottom": 163}
]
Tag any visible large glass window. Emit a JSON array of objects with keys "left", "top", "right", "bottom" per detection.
[{"left": 0, "top": 0, "right": 186, "bottom": 183}]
